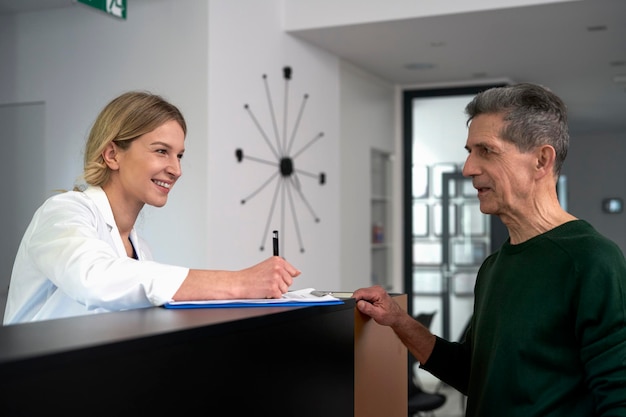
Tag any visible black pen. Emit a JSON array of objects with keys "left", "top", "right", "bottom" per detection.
[{"left": 272, "top": 230, "right": 279, "bottom": 256}]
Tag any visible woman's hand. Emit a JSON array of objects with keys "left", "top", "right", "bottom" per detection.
[{"left": 174, "top": 257, "right": 301, "bottom": 301}]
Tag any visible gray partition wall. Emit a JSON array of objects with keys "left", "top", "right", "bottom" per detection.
[{"left": 0, "top": 102, "right": 46, "bottom": 322}]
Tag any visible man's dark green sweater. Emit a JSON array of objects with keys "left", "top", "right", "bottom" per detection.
[{"left": 423, "top": 220, "right": 626, "bottom": 416}]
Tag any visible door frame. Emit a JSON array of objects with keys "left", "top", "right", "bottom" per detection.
[{"left": 402, "top": 84, "right": 506, "bottom": 317}]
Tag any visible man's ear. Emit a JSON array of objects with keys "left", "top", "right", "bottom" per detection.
[
  {"left": 535, "top": 144, "right": 556, "bottom": 179},
  {"left": 102, "top": 142, "right": 120, "bottom": 170}
]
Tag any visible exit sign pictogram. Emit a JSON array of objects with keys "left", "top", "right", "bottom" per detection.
[{"left": 78, "top": 0, "right": 126, "bottom": 20}]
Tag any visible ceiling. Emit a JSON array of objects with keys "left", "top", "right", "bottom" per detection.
[
  {"left": 2, "top": 0, "right": 625, "bottom": 136},
  {"left": 288, "top": 0, "right": 626, "bottom": 136}
]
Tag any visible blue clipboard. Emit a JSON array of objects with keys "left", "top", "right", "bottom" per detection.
[{"left": 163, "top": 300, "right": 344, "bottom": 309}]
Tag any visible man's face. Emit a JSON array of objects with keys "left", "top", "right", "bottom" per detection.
[{"left": 461, "top": 113, "right": 538, "bottom": 218}]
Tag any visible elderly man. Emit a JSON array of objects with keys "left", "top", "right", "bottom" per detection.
[{"left": 353, "top": 83, "right": 626, "bottom": 416}]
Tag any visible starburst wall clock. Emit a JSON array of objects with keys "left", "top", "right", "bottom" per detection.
[{"left": 235, "top": 66, "right": 326, "bottom": 257}]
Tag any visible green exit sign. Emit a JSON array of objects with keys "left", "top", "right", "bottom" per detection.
[{"left": 78, "top": 0, "right": 127, "bottom": 20}]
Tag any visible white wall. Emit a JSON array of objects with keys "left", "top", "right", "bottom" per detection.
[
  {"left": 206, "top": 0, "right": 342, "bottom": 291},
  {"left": 339, "top": 62, "right": 397, "bottom": 292}
]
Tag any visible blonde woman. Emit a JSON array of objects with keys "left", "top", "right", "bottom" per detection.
[{"left": 4, "top": 91, "right": 300, "bottom": 325}]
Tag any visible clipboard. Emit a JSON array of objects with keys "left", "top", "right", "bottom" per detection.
[{"left": 163, "top": 288, "right": 344, "bottom": 309}]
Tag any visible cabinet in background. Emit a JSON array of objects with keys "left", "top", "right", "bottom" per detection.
[{"left": 371, "top": 149, "right": 392, "bottom": 289}]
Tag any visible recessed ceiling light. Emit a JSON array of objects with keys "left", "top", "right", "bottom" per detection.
[
  {"left": 587, "top": 25, "right": 607, "bottom": 32},
  {"left": 404, "top": 62, "right": 436, "bottom": 70}
]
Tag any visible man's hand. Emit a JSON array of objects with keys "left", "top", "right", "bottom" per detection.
[{"left": 352, "top": 285, "right": 406, "bottom": 327}]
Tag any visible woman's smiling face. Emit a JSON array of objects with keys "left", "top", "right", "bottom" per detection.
[{"left": 110, "top": 119, "right": 185, "bottom": 209}]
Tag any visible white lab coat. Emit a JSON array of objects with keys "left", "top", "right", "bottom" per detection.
[{"left": 3, "top": 186, "right": 189, "bottom": 325}]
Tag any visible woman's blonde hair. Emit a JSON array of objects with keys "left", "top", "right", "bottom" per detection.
[{"left": 80, "top": 91, "right": 187, "bottom": 187}]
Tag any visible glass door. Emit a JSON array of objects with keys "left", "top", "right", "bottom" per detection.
[
  {"left": 440, "top": 172, "right": 488, "bottom": 340},
  {"left": 403, "top": 84, "right": 505, "bottom": 339},
  {"left": 409, "top": 169, "right": 486, "bottom": 340}
]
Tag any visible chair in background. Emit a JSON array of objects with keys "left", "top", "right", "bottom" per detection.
[
  {"left": 408, "top": 375, "right": 447, "bottom": 417},
  {"left": 433, "top": 317, "right": 472, "bottom": 413},
  {"left": 412, "top": 311, "right": 437, "bottom": 387},
  {"left": 414, "top": 311, "right": 436, "bottom": 329},
  {"left": 408, "top": 311, "right": 447, "bottom": 417}
]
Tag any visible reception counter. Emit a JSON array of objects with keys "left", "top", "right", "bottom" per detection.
[{"left": 0, "top": 296, "right": 407, "bottom": 416}]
